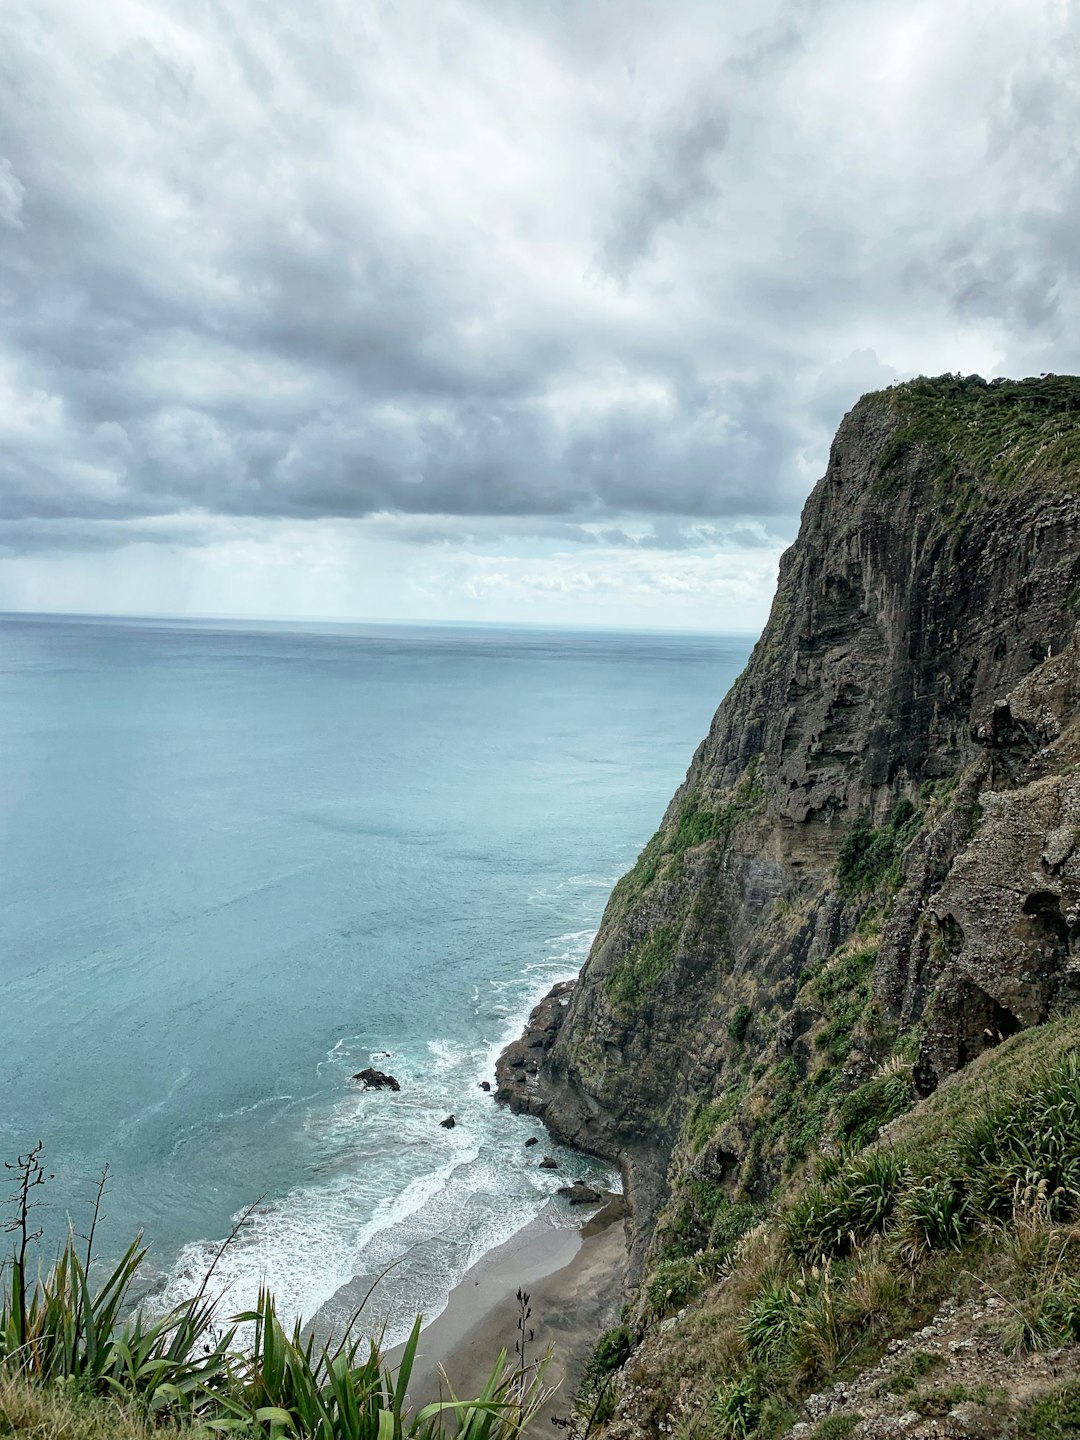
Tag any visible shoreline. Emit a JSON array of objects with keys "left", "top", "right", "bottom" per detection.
[{"left": 388, "top": 1194, "right": 627, "bottom": 1430}]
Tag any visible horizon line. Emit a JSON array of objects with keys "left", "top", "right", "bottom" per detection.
[{"left": 0, "top": 606, "right": 762, "bottom": 641}]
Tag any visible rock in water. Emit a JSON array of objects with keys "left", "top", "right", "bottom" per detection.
[
  {"left": 538, "top": 1155, "right": 559, "bottom": 1169},
  {"left": 352, "top": 1068, "right": 400, "bottom": 1092},
  {"left": 524, "top": 1136, "right": 539, "bottom": 1147},
  {"left": 478, "top": 1080, "right": 491, "bottom": 1092},
  {"left": 440, "top": 1114, "right": 456, "bottom": 1129},
  {"left": 557, "top": 1181, "right": 602, "bottom": 1205}
]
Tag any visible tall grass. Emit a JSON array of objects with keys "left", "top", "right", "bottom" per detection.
[
  {"left": 607, "top": 1028, "right": 1080, "bottom": 1440},
  {"left": 784, "top": 1051, "right": 1080, "bottom": 1265},
  {"left": 1, "top": 1151, "right": 546, "bottom": 1439}
]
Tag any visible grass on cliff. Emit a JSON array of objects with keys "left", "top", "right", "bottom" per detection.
[
  {"left": 580, "top": 1017, "right": 1080, "bottom": 1440},
  {"left": 877, "top": 372, "right": 1080, "bottom": 498},
  {"left": 607, "top": 762, "right": 764, "bottom": 923},
  {"left": 0, "top": 1152, "right": 547, "bottom": 1440},
  {"left": 602, "top": 763, "right": 764, "bottom": 1014},
  {"left": 835, "top": 799, "right": 922, "bottom": 895},
  {"left": 652, "top": 935, "right": 892, "bottom": 1300}
]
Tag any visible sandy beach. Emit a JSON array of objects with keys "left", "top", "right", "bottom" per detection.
[{"left": 388, "top": 1194, "right": 627, "bottom": 1432}]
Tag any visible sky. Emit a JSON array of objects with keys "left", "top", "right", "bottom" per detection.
[{"left": 1, "top": 0, "right": 1078, "bottom": 632}]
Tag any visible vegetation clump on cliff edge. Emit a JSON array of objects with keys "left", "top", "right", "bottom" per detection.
[{"left": 877, "top": 372, "right": 1080, "bottom": 496}]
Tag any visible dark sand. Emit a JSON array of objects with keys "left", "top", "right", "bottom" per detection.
[{"left": 387, "top": 1195, "right": 626, "bottom": 1432}]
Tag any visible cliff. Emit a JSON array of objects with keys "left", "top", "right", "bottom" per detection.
[{"left": 496, "top": 374, "right": 1080, "bottom": 1437}]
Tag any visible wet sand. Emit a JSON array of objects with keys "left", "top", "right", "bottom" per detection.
[{"left": 388, "top": 1195, "right": 626, "bottom": 1432}]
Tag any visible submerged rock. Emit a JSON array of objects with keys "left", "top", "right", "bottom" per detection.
[
  {"left": 538, "top": 1155, "right": 559, "bottom": 1169},
  {"left": 525, "top": 1136, "right": 539, "bottom": 1147},
  {"left": 352, "top": 1068, "right": 400, "bottom": 1092}
]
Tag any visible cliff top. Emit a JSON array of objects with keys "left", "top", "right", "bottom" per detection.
[{"left": 870, "top": 371, "right": 1080, "bottom": 495}]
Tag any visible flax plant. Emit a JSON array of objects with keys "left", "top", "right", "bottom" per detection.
[{"left": 1, "top": 1148, "right": 548, "bottom": 1440}]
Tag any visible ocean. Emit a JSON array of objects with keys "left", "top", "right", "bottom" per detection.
[{"left": 0, "top": 614, "right": 751, "bottom": 1341}]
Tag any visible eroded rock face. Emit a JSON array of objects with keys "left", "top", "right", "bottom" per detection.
[
  {"left": 882, "top": 636, "right": 1080, "bottom": 1090},
  {"left": 497, "top": 380, "right": 1080, "bottom": 1277}
]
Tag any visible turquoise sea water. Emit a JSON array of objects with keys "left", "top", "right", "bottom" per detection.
[{"left": 0, "top": 614, "right": 750, "bottom": 1339}]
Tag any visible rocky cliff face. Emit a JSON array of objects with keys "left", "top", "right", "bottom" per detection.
[{"left": 498, "top": 374, "right": 1080, "bottom": 1282}]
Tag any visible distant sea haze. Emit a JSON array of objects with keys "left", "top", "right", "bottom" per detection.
[{"left": 0, "top": 614, "right": 751, "bottom": 1340}]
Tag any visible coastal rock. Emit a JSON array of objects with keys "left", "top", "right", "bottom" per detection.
[
  {"left": 352, "top": 1068, "right": 400, "bottom": 1092},
  {"left": 494, "top": 980, "right": 576, "bottom": 1115},
  {"left": 525, "top": 1136, "right": 539, "bottom": 1147},
  {"left": 478, "top": 1080, "right": 491, "bottom": 1092},
  {"left": 539, "top": 1155, "right": 559, "bottom": 1169},
  {"left": 557, "top": 1180, "right": 602, "bottom": 1204},
  {"left": 439, "top": 1114, "right": 456, "bottom": 1129}
]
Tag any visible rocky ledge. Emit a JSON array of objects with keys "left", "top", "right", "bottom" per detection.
[{"left": 495, "top": 979, "right": 576, "bottom": 1117}]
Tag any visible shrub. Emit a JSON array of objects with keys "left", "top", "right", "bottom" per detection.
[
  {"left": 710, "top": 1371, "right": 764, "bottom": 1439},
  {"left": 835, "top": 1071, "right": 916, "bottom": 1148},
  {"left": 577, "top": 1325, "right": 632, "bottom": 1426},
  {"left": 644, "top": 1255, "right": 719, "bottom": 1320},
  {"left": 742, "top": 1288, "right": 798, "bottom": 1365},
  {"left": 893, "top": 1178, "right": 970, "bottom": 1261},
  {"left": 950, "top": 1054, "right": 1080, "bottom": 1222},
  {"left": 581, "top": 1325, "right": 632, "bottom": 1383},
  {"left": 1004, "top": 1276, "right": 1080, "bottom": 1355},
  {"left": 1017, "top": 1380, "right": 1080, "bottom": 1439},
  {"left": 836, "top": 803, "right": 921, "bottom": 894},
  {"left": 784, "top": 1150, "right": 908, "bottom": 1261},
  {"left": 728, "top": 1005, "right": 752, "bottom": 1044}
]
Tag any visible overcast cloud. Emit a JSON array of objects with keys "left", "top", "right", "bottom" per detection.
[{"left": 1, "top": 0, "right": 1078, "bottom": 629}]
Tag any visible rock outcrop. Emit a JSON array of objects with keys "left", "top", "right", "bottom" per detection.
[
  {"left": 352, "top": 1067, "right": 400, "bottom": 1092},
  {"left": 498, "top": 374, "right": 1080, "bottom": 1281}
]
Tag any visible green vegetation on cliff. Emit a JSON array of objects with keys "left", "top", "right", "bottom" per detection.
[
  {"left": 608, "top": 762, "right": 764, "bottom": 924},
  {"left": 877, "top": 372, "right": 1080, "bottom": 496},
  {"left": 602, "top": 764, "right": 764, "bottom": 1012},
  {"left": 835, "top": 799, "right": 922, "bottom": 894},
  {"left": 582, "top": 1021, "right": 1080, "bottom": 1440}
]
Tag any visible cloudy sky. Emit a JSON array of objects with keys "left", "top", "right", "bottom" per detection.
[{"left": 1, "top": 0, "right": 1078, "bottom": 631}]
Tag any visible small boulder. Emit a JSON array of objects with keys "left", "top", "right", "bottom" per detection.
[
  {"left": 524, "top": 1136, "right": 539, "bottom": 1147},
  {"left": 440, "top": 1115, "right": 456, "bottom": 1129},
  {"left": 353, "top": 1068, "right": 400, "bottom": 1092},
  {"left": 557, "top": 1181, "right": 602, "bottom": 1205},
  {"left": 538, "top": 1156, "right": 559, "bottom": 1170},
  {"left": 479, "top": 1080, "right": 491, "bottom": 1092}
]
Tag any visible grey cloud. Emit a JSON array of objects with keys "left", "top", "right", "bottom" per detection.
[
  {"left": 2, "top": 0, "right": 1080, "bottom": 562},
  {"left": 599, "top": 103, "right": 729, "bottom": 279},
  {"left": 0, "top": 516, "right": 219, "bottom": 556}
]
